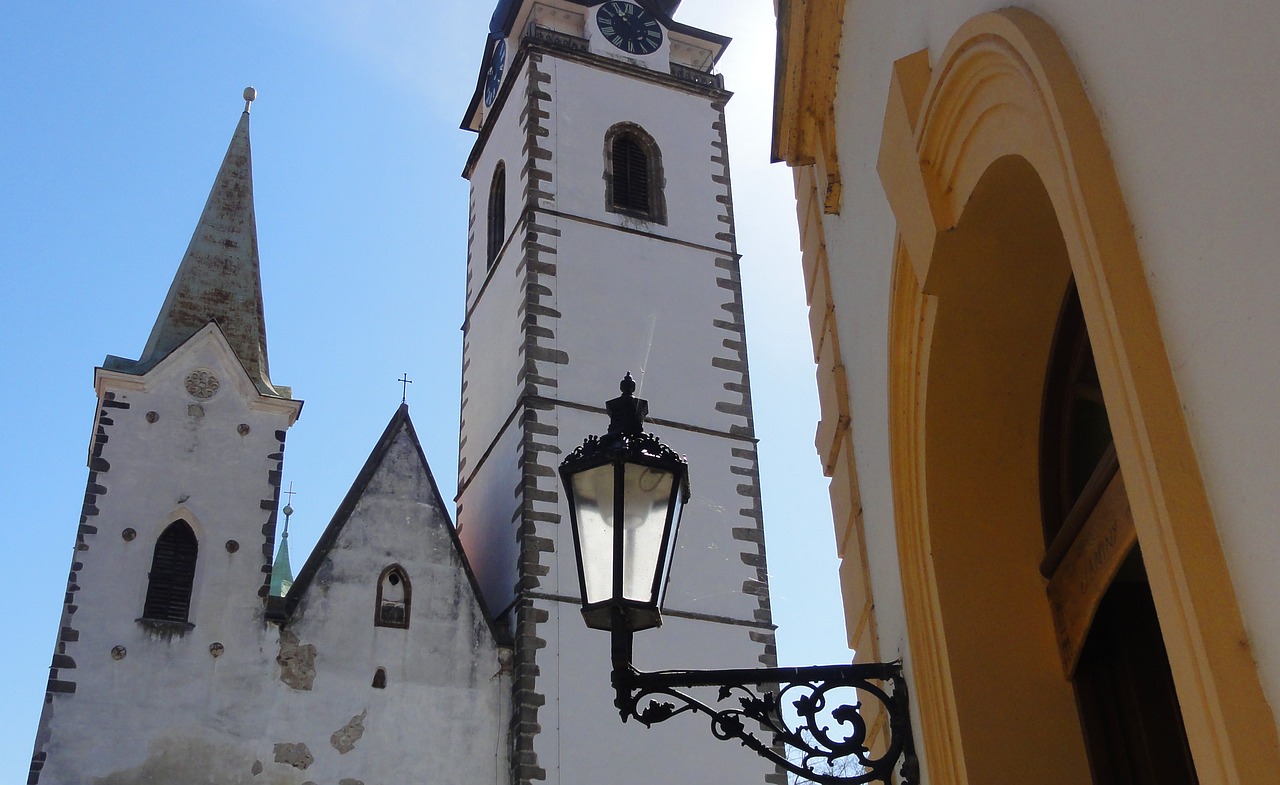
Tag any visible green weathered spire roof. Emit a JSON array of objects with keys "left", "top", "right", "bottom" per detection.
[
  {"left": 271, "top": 502, "right": 295, "bottom": 597},
  {"left": 120, "top": 89, "right": 279, "bottom": 394}
]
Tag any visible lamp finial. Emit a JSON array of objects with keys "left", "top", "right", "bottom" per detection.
[{"left": 607, "top": 372, "right": 647, "bottom": 437}]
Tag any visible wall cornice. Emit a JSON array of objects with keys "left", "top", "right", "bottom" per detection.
[{"left": 771, "top": 0, "right": 845, "bottom": 212}]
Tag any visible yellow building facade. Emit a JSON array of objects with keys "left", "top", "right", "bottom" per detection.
[{"left": 773, "top": 3, "right": 1280, "bottom": 783}]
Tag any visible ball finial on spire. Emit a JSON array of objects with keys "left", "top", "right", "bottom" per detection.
[{"left": 243, "top": 86, "right": 257, "bottom": 113}]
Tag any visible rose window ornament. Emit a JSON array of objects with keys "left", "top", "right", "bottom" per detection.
[{"left": 184, "top": 370, "right": 221, "bottom": 400}]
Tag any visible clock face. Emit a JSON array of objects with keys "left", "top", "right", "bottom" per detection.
[
  {"left": 484, "top": 39, "right": 507, "bottom": 107},
  {"left": 596, "top": 2, "right": 663, "bottom": 56}
]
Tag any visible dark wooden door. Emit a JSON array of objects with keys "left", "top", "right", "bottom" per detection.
[{"left": 1072, "top": 554, "right": 1199, "bottom": 785}]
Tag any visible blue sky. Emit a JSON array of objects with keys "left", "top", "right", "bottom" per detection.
[{"left": 0, "top": 2, "right": 847, "bottom": 777}]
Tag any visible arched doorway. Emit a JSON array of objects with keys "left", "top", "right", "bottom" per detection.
[{"left": 879, "top": 9, "right": 1278, "bottom": 784}]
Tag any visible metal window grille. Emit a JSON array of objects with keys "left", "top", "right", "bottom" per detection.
[{"left": 142, "top": 521, "right": 198, "bottom": 623}]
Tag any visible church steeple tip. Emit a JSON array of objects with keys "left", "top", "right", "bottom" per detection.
[
  {"left": 121, "top": 90, "right": 283, "bottom": 396},
  {"left": 270, "top": 496, "right": 296, "bottom": 597}
]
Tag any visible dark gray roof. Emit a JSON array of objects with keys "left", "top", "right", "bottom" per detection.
[{"left": 491, "top": 0, "right": 684, "bottom": 35}]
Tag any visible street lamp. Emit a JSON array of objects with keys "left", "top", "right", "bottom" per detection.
[
  {"left": 559, "top": 372, "right": 689, "bottom": 634},
  {"left": 559, "top": 375, "right": 918, "bottom": 785}
]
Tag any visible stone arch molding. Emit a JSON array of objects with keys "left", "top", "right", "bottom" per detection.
[
  {"left": 878, "top": 9, "right": 1279, "bottom": 785},
  {"left": 603, "top": 121, "right": 668, "bottom": 225}
]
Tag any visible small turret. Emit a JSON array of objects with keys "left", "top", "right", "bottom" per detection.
[{"left": 270, "top": 498, "right": 295, "bottom": 597}]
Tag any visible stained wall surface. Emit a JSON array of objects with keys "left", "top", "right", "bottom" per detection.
[{"left": 31, "top": 354, "right": 505, "bottom": 785}]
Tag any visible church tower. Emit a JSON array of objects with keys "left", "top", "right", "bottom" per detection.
[
  {"left": 456, "top": 3, "right": 779, "bottom": 784},
  {"left": 29, "top": 91, "right": 304, "bottom": 783}
]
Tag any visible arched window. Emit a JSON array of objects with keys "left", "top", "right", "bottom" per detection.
[
  {"left": 1039, "top": 280, "right": 1116, "bottom": 550},
  {"left": 142, "top": 520, "right": 198, "bottom": 624},
  {"left": 487, "top": 162, "right": 506, "bottom": 269},
  {"left": 375, "top": 565, "right": 411, "bottom": 629},
  {"left": 1040, "top": 280, "right": 1196, "bottom": 784},
  {"left": 605, "top": 124, "right": 666, "bottom": 223}
]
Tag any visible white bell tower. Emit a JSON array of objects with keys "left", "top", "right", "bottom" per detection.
[{"left": 456, "top": 3, "right": 781, "bottom": 784}]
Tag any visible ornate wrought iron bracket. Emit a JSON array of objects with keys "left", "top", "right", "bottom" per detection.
[
  {"left": 610, "top": 633, "right": 917, "bottom": 785},
  {"left": 561, "top": 379, "right": 916, "bottom": 784}
]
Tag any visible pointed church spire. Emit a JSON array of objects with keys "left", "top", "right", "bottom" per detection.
[
  {"left": 271, "top": 495, "right": 296, "bottom": 597},
  {"left": 133, "top": 87, "right": 280, "bottom": 394}
]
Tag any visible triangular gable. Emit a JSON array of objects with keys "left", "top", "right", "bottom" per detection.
[
  {"left": 101, "top": 319, "right": 295, "bottom": 403},
  {"left": 275, "top": 405, "right": 500, "bottom": 642}
]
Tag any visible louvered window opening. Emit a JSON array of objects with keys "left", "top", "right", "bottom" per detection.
[
  {"left": 143, "top": 521, "right": 198, "bottom": 623},
  {"left": 487, "top": 164, "right": 506, "bottom": 268},
  {"left": 611, "top": 135, "right": 651, "bottom": 216}
]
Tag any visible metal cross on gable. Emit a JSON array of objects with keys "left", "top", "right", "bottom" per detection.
[{"left": 398, "top": 373, "right": 413, "bottom": 404}]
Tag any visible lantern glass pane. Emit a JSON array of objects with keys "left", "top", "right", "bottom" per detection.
[
  {"left": 570, "top": 464, "right": 615, "bottom": 605},
  {"left": 621, "top": 464, "right": 675, "bottom": 604},
  {"left": 655, "top": 492, "right": 685, "bottom": 608}
]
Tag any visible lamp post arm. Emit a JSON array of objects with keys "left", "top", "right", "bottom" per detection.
[
  {"left": 624, "top": 661, "right": 905, "bottom": 690},
  {"left": 611, "top": 654, "right": 917, "bottom": 785}
]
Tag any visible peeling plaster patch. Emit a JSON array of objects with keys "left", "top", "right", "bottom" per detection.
[
  {"left": 272, "top": 742, "right": 314, "bottom": 770},
  {"left": 339, "top": 780, "right": 365, "bottom": 785},
  {"left": 276, "top": 629, "right": 316, "bottom": 691},
  {"left": 252, "top": 760, "right": 263, "bottom": 775},
  {"left": 330, "top": 710, "right": 368, "bottom": 754},
  {"left": 95, "top": 737, "right": 305, "bottom": 785}
]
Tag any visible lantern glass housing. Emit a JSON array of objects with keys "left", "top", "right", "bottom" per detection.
[{"left": 560, "top": 375, "right": 689, "bottom": 632}]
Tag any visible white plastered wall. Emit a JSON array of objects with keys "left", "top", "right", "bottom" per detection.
[
  {"left": 275, "top": 422, "right": 506, "bottom": 785},
  {"left": 36, "top": 329, "right": 298, "bottom": 783}
]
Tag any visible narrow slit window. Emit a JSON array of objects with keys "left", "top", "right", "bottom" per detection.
[
  {"left": 376, "top": 565, "right": 411, "bottom": 629},
  {"left": 142, "top": 520, "right": 198, "bottom": 624},
  {"left": 372, "top": 668, "right": 387, "bottom": 689},
  {"left": 487, "top": 162, "right": 506, "bottom": 269}
]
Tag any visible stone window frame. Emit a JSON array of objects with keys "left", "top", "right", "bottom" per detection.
[
  {"left": 604, "top": 122, "right": 667, "bottom": 225},
  {"left": 140, "top": 519, "right": 199, "bottom": 628},
  {"left": 374, "top": 564, "right": 411, "bottom": 629}
]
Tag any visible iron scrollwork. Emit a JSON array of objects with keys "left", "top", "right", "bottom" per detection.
[{"left": 613, "top": 662, "right": 917, "bottom": 785}]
